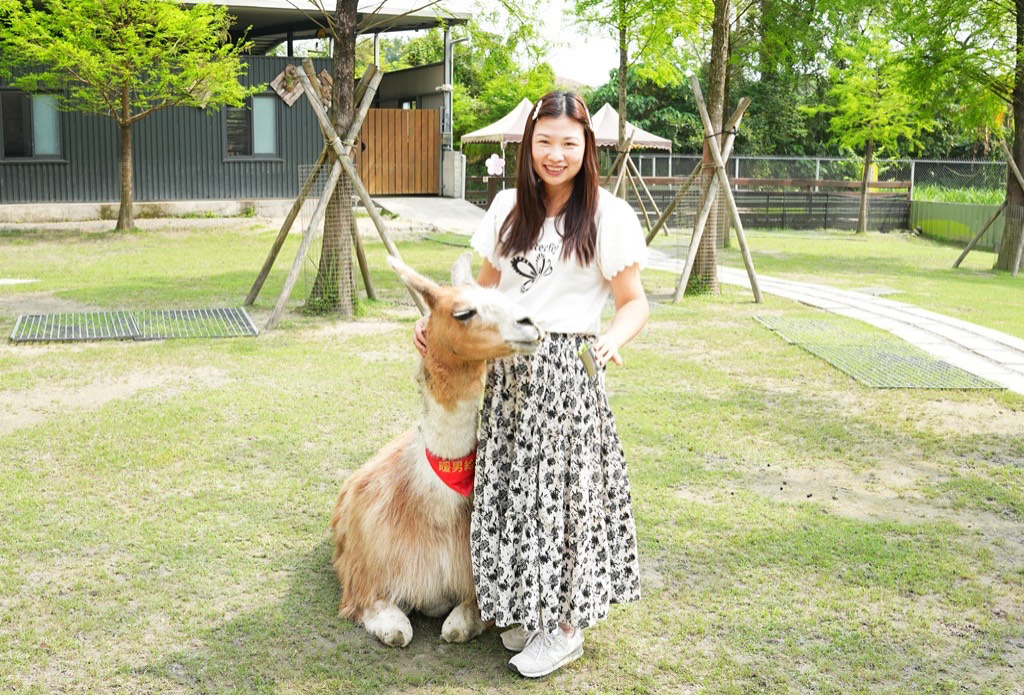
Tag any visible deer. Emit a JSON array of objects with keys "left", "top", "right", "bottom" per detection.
[{"left": 330, "top": 253, "right": 543, "bottom": 647}]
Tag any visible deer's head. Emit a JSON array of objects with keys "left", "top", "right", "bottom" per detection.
[{"left": 390, "top": 253, "right": 543, "bottom": 362}]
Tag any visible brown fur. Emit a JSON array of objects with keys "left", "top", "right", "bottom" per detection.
[
  {"left": 331, "top": 430, "right": 474, "bottom": 621},
  {"left": 330, "top": 261, "right": 539, "bottom": 638}
]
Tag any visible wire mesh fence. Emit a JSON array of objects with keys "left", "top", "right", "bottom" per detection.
[
  {"left": 298, "top": 162, "right": 356, "bottom": 317},
  {"left": 470, "top": 154, "right": 1015, "bottom": 259},
  {"left": 628, "top": 154, "right": 1004, "bottom": 195}
]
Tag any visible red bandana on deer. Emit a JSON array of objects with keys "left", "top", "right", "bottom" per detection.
[{"left": 425, "top": 446, "right": 477, "bottom": 497}]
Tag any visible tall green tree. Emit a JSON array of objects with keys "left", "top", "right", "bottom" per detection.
[
  {"left": 811, "top": 26, "right": 934, "bottom": 233},
  {"left": 573, "top": 0, "right": 691, "bottom": 149},
  {"left": 686, "top": 0, "right": 731, "bottom": 295},
  {"left": 0, "top": 0, "right": 259, "bottom": 230},
  {"left": 889, "top": 0, "right": 1021, "bottom": 271}
]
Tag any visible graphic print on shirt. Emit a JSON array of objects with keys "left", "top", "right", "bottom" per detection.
[{"left": 511, "top": 253, "right": 554, "bottom": 293}]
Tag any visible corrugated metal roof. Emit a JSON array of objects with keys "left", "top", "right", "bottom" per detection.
[{"left": 195, "top": 1, "right": 471, "bottom": 55}]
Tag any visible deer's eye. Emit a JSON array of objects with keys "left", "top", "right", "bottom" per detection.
[{"left": 453, "top": 309, "right": 477, "bottom": 321}]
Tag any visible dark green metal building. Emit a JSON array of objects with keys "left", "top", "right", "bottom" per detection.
[{"left": 0, "top": 1, "right": 470, "bottom": 206}]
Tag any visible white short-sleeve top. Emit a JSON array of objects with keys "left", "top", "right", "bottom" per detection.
[{"left": 470, "top": 186, "right": 647, "bottom": 335}]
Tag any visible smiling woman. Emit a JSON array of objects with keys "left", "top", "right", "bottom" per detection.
[{"left": 415, "top": 90, "right": 650, "bottom": 678}]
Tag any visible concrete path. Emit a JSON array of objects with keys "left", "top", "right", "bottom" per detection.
[
  {"left": 648, "top": 249, "right": 1024, "bottom": 395},
  {"left": 376, "top": 196, "right": 484, "bottom": 235}
]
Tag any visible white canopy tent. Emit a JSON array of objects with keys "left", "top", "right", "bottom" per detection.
[
  {"left": 589, "top": 103, "right": 673, "bottom": 151},
  {"left": 462, "top": 99, "right": 673, "bottom": 152},
  {"left": 461, "top": 98, "right": 676, "bottom": 180},
  {"left": 460, "top": 98, "right": 534, "bottom": 157}
]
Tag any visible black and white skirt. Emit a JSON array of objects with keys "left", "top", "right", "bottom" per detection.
[{"left": 471, "top": 333, "right": 641, "bottom": 633}]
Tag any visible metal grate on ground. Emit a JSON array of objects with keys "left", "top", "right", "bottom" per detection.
[
  {"left": 134, "top": 308, "right": 259, "bottom": 340},
  {"left": 755, "top": 315, "right": 1003, "bottom": 389},
  {"left": 10, "top": 308, "right": 258, "bottom": 343},
  {"left": 11, "top": 311, "right": 140, "bottom": 342}
]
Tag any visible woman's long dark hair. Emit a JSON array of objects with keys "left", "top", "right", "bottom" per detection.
[{"left": 497, "top": 90, "right": 600, "bottom": 265}]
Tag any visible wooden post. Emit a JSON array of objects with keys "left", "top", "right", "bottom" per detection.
[
  {"left": 486, "top": 176, "right": 501, "bottom": 207},
  {"left": 626, "top": 155, "right": 661, "bottom": 217},
  {"left": 603, "top": 149, "right": 627, "bottom": 187},
  {"left": 649, "top": 99, "right": 749, "bottom": 246},
  {"left": 687, "top": 77, "right": 762, "bottom": 302},
  {"left": 349, "top": 214, "right": 376, "bottom": 300},
  {"left": 671, "top": 99, "right": 751, "bottom": 296},
  {"left": 266, "top": 160, "right": 344, "bottom": 330},
  {"left": 245, "top": 145, "right": 328, "bottom": 306},
  {"left": 246, "top": 64, "right": 382, "bottom": 310},
  {"left": 670, "top": 102, "right": 751, "bottom": 300},
  {"left": 952, "top": 201, "right": 1006, "bottom": 269},
  {"left": 612, "top": 134, "right": 635, "bottom": 197}
]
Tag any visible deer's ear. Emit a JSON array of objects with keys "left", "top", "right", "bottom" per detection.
[
  {"left": 388, "top": 255, "right": 440, "bottom": 308},
  {"left": 451, "top": 252, "right": 475, "bottom": 287}
]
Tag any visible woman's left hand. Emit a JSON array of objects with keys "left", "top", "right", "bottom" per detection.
[{"left": 593, "top": 335, "right": 623, "bottom": 368}]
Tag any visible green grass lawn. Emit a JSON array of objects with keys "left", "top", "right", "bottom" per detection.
[
  {"left": 653, "top": 227, "right": 1024, "bottom": 340},
  {"left": 1, "top": 221, "right": 1023, "bottom": 693}
]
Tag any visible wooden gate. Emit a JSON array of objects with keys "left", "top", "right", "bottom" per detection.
[{"left": 357, "top": 109, "right": 440, "bottom": 195}]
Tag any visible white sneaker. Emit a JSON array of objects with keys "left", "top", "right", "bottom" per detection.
[
  {"left": 507, "top": 627, "right": 584, "bottom": 678},
  {"left": 500, "top": 625, "right": 536, "bottom": 652}
]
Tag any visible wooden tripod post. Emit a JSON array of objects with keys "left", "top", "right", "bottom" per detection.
[
  {"left": 676, "top": 77, "right": 762, "bottom": 303},
  {"left": 952, "top": 201, "right": 1006, "bottom": 269},
  {"left": 265, "top": 63, "right": 411, "bottom": 330},
  {"left": 295, "top": 59, "right": 428, "bottom": 315},
  {"left": 647, "top": 100, "right": 751, "bottom": 247},
  {"left": 612, "top": 133, "right": 635, "bottom": 197},
  {"left": 247, "top": 65, "right": 380, "bottom": 308},
  {"left": 673, "top": 97, "right": 751, "bottom": 300}
]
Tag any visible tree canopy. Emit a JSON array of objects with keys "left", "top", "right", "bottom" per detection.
[{"left": 0, "top": 0, "right": 259, "bottom": 229}]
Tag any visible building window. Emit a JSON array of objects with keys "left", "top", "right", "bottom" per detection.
[
  {"left": 1, "top": 91, "right": 62, "bottom": 159},
  {"left": 225, "top": 95, "right": 278, "bottom": 158}
]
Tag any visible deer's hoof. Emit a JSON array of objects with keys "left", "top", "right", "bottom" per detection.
[
  {"left": 441, "top": 602, "right": 484, "bottom": 643},
  {"left": 381, "top": 627, "right": 412, "bottom": 647}
]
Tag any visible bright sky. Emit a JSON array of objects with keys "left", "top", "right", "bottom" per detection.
[
  {"left": 536, "top": 0, "right": 619, "bottom": 87},
  {"left": 451, "top": 0, "right": 620, "bottom": 87}
]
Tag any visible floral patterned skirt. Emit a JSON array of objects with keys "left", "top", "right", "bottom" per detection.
[{"left": 471, "top": 333, "right": 641, "bottom": 633}]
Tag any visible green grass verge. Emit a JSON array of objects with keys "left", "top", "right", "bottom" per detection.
[
  {"left": 651, "top": 227, "right": 1024, "bottom": 340},
  {"left": 913, "top": 185, "right": 1004, "bottom": 205}
]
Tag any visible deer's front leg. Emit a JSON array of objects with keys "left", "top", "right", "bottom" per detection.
[
  {"left": 441, "top": 596, "right": 488, "bottom": 643},
  {"left": 363, "top": 599, "right": 413, "bottom": 647}
]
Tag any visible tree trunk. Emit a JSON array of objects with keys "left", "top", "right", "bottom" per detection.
[
  {"left": 617, "top": 2, "right": 627, "bottom": 152},
  {"left": 116, "top": 86, "right": 133, "bottom": 231},
  {"left": 310, "top": 0, "right": 356, "bottom": 315},
  {"left": 720, "top": 24, "right": 734, "bottom": 250},
  {"left": 688, "top": 0, "right": 730, "bottom": 295},
  {"left": 857, "top": 138, "right": 874, "bottom": 234},
  {"left": 995, "top": 0, "right": 1024, "bottom": 271}
]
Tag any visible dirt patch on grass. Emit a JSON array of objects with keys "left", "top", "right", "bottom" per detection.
[
  {"left": 0, "top": 366, "right": 230, "bottom": 435},
  {"left": 742, "top": 460, "right": 938, "bottom": 523},
  {"left": 681, "top": 455, "right": 1024, "bottom": 573},
  {"left": 0, "top": 291, "right": 101, "bottom": 317},
  {"left": 303, "top": 319, "right": 402, "bottom": 340},
  {"left": 916, "top": 397, "right": 1024, "bottom": 437}
]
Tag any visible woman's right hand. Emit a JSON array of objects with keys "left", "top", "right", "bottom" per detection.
[{"left": 413, "top": 315, "right": 429, "bottom": 356}]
